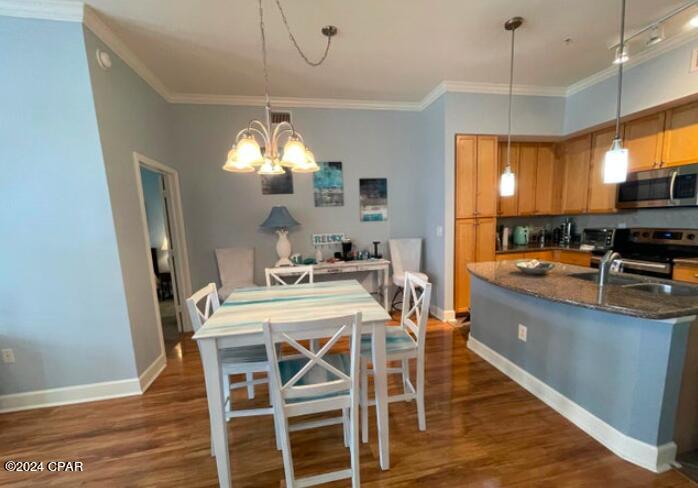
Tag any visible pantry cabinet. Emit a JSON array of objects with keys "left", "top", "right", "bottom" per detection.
[
  {"left": 587, "top": 127, "right": 618, "bottom": 213},
  {"left": 454, "top": 217, "right": 495, "bottom": 313},
  {"left": 456, "top": 135, "right": 498, "bottom": 219},
  {"left": 561, "top": 135, "right": 592, "bottom": 214}
]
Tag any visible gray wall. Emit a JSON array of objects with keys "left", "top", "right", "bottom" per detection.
[
  {"left": 84, "top": 27, "right": 173, "bottom": 374},
  {"left": 419, "top": 97, "right": 446, "bottom": 310},
  {"left": 168, "top": 104, "right": 424, "bottom": 291},
  {"left": 470, "top": 277, "right": 690, "bottom": 445},
  {"left": 0, "top": 18, "right": 137, "bottom": 394},
  {"left": 565, "top": 39, "right": 698, "bottom": 134}
]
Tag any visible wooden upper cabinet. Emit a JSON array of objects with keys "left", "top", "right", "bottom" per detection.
[
  {"left": 588, "top": 127, "right": 618, "bottom": 213},
  {"left": 534, "top": 144, "right": 560, "bottom": 215},
  {"left": 561, "top": 135, "right": 592, "bottom": 214},
  {"left": 624, "top": 112, "right": 665, "bottom": 172},
  {"left": 497, "top": 142, "right": 519, "bottom": 217},
  {"left": 517, "top": 143, "right": 538, "bottom": 215},
  {"left": 476, "top": 136, "right": 498, "bottom": 218},
  {"left": 455, "top": 135, "right": 477, "bottom": 219},
  {"left": 662, "top": 101, "right": 698, "bottom": 167}
]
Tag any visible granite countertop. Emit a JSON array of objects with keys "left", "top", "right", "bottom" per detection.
[
  {"left": 468, "top": 261, "right": 698, "bottom": 320},
  {"left": 496, "top": 244, "right": 591, "bottom": 254}
]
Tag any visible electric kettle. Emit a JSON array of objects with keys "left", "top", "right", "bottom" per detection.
[{"left": 513, "top": 226, "right": 529, "bottom": 246}]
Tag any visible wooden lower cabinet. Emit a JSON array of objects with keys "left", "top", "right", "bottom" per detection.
[
  {"left": 496, "top": 252, "right": 526, "bottom": 261},
  {"left": 554, "top": 250, "right": 592, "bottom": 267},
  {"left": 673, "top": 263, "right": 698, "bottom": 284},
  {"left": 524, "top": 251, "right": 555, "bottom": 261},
  {"left": 454, "top": 217, "right": 495, "bottom": 313}
]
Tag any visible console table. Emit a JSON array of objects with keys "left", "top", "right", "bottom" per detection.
[{"left": 313, "top": 259, "right": 390, "bottom": 311}]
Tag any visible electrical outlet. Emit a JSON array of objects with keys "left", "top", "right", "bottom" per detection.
[
  {"left": 517, "top": 324, "right": 527, "bottom": 342},
  {"left": 2, "top": 349, "right": 15, "bottom": 364},
  {"left": 436, "top": 225, "right": 443, "bottom": 237}
]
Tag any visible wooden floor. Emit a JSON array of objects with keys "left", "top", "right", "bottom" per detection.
[{"left": 0, "top": 319, "right": 692, "bottom": 487}]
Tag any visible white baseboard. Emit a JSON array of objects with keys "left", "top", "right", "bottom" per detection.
[
  {"left": 139, "top": 352, "right": 166, "bottom": 392},
  {"left": 467, "top": 335, "right": 676, "bottom": 473},
  {"left": 430, "top": 305, "right": 456, "bottom": 322},
  {"left": 0, "top": 354, "right": 167, "bottom": 414},
  {"left": 0, "top": 378, "right": 141, "bottom": 414}
]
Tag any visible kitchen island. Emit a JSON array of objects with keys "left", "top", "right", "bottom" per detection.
[{"left": 467, "top": 261, "right": 698, "bottom": 473}]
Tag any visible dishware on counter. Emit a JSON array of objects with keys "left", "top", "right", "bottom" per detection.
[
  {"left": 513, "top": 226, "right": 529, "bottom": 246},
  {"left": 515, "top": 259, "right": 555, "bottom": 276}
]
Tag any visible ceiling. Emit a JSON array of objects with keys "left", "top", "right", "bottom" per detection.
[{"left": 82, "top": 0, "right": 694, "bottom": 102}]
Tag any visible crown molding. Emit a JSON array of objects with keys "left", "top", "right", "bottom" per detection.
[
  {"left": 441, "top": 80, "right": 568, "bottom": 97},
  {"left": 567, "top": 28, "right": 698, "bottom": 96},
  {"left": 0, "top": 0, "right": 83, "bottom": 21},
  {"left": 168, "top": 92, "right": 421, "bottom": 111},
  {"left": 82, "top": 6, "right": 172, "bottom": 101}
]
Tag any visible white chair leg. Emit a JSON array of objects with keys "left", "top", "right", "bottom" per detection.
[
  {"left": 222, "top": 374, "right": 231, "bottom": 413},
  {"left": 342, "top": 408, "right": 349, "bottom": 448},
  {"left": 416, "top": 355, "right": 426, "bottom": 431},
  {"left": 360, "top": 358, "right": 369, "bottom": 444},
  {"left": 401, "top": 359, "right": 410, "bottom": 397},
  {"left": 279, "top": 418, "right": 295, "bottom": 488},
  {"left": 246, "top": 372, "right": 255, "bottom": 399},
  {"left": 350, "top": 404, "right": 361, "bottom": 488}
]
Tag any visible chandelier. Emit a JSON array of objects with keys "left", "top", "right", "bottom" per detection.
[{"left": 223, "top": 0, "right": 337, "bottom": 175}]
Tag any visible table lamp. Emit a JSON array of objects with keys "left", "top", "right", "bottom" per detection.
[{"left": 260, "top": 206, "right": 300, "bottom": 266}]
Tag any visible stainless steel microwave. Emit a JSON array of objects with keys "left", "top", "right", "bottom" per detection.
[{"left": 616, "top": 163, "right": 698, "bottom": 209}]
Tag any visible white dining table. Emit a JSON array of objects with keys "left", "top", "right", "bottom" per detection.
[{"left": 193, "top": 279, "right": 392, "bottom": 488}]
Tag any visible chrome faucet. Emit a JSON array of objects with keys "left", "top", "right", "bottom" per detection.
[{"left": 598, "top": 251, "right": 622, "bottom": 287}]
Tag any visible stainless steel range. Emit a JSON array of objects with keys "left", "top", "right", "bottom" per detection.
[{"left": 590, "top": 228, "right": 698, "bottom": 278}]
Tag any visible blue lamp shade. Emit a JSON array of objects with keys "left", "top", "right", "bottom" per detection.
[{"left": 260, "top": 206, "right": 300, "bottom": 230}]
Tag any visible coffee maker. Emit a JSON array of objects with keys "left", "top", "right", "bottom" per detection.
[{"left": 341, "top": 238, "right": 353, "bottom": 261}]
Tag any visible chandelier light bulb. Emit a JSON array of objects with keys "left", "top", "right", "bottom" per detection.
[
  {"left": 281, "top": 136, "right": 308, "bottom": 167},
  {"left": 257, "top": 158, "right": 285, "bottom": 176},
  {"left": 222, "top": 146, "right": 255, "bottom": 173},
  {"left": 236, "top": 134, "right": 264, "bottom": 166},
  {"left": 292, "top": 148, "right": 320, "bottom": 173}
]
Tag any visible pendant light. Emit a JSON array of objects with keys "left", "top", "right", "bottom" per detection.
[
  {"left": 604, "top": 0, "right": 629, "bottom": 184},
  {"left": 222, "top": 0, "right": 337, "bottom": 176},
  {"left": 500, "top": 17, "right": 523, "bottom": 198}
]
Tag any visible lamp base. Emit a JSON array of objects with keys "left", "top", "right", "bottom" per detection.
[
  {"left": 275, "top": 257, "right": 294, "bottom": 267},
  {"left": 275, "top": 229, "right": 293, "bottom": 267}
]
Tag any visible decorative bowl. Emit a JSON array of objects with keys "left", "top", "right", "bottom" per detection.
[{"left": 515, "top": 260, "right": 555, "bottom": 276}]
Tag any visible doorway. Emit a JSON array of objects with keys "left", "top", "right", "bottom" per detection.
[{"left": 134, "top": 153, "right": 192, "bottom": 355}]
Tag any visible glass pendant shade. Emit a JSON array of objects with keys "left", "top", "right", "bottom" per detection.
[
  {"left": 281, "top": 136, "right": 307, "bottom": 167},
  {"left": 292, "top": 148, "right": 320, "bottom": 173},
  {"left": 499, "top": 166, "right": 516, "bottom": 197},
  {"left": 603, "top": 138, "right": 629, "bottom": 183},
  {"left": 222, "top": 146, "right": 255, "bottom": 173},
  {"left": 236, "top": 134, "right": 264, "bottom": 166},
  {"left": 257, "top": 158, "right": 285, "bottom": 175}
]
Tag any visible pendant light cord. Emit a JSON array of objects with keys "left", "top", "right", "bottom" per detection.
[
  {"left": 257, "top": 0, "right": 272, "bottom": 127},
  {"left": 614, "top": 0, "right": 626, "bottom": 140},
  {"left": 506, "top": 26, "right": 516, "bottom": 169},
  {"left": 274, "top": 0, "right": 332, "bottom": 67}
]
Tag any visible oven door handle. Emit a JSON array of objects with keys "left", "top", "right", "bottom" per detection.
[{"left": 669, "top": 170, "right": 678, "bottom": 202}]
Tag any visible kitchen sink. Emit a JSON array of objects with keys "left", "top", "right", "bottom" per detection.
[
  {"left": 622, "top": 282, "right": 698, "bottom": 297},
  {"left": 570, "top": 272, "right": 642, "bottom": 286}
]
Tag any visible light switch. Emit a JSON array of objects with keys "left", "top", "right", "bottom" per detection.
[{"left": 436, "top": 226, "right": 443, "bottom": 237}]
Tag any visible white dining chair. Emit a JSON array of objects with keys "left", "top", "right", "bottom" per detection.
[
  {"left": 263, "top": 312, "right": 362, "bottom": 488},
  {"left": 388, "top": 238, "right": 429, "bottom": 312},
  {"left": 360, "top": 272, "right": 432, "bottom": 441},
  {"left": 265, "top": 265, "right": 314, "bottom": 286},
  {"left": 215, "top": 247, "right": 256, "bottom": 301},
  {"left": 186, "top": 284, "right": 275, "bottom": 432}
]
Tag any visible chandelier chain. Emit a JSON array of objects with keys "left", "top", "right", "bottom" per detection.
[
  {"left": 257, "top": 0, "right": 271, "bottom": 109},
  {"left": 274, "top": 0, "right": 332, "bottom": 67}
]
